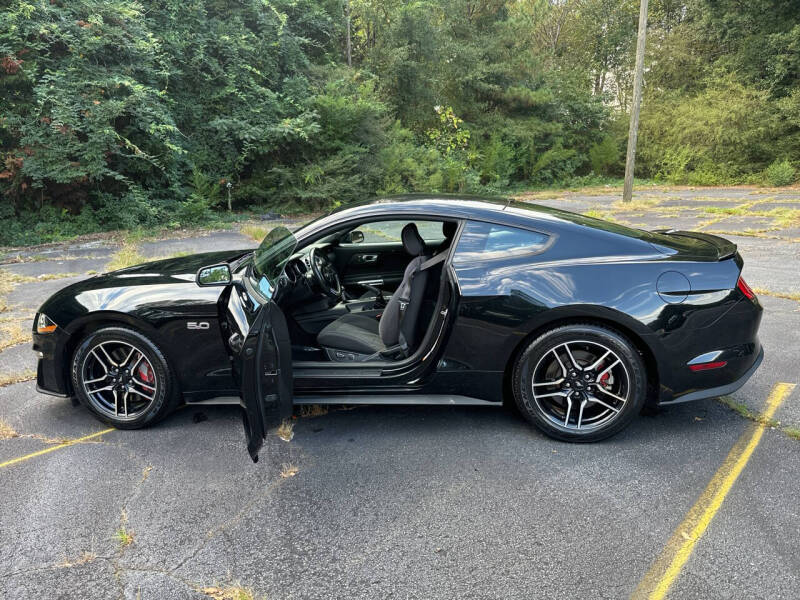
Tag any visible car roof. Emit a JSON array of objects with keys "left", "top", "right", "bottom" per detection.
[{"left": 299, "top": 194, "right": 655, "bottom": 246}]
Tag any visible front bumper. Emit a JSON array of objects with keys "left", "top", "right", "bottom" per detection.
[
  {"left": 660, "top": 346, "right": 764, "bottom": 405},
  {"left": 32, "top": 327, "right": 73, "bottom": 397}
]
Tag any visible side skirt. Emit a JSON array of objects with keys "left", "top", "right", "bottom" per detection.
[
  {"left": 185, "top": 394, "right": 500, "bottom": 407},
  {"left": 293, "top": 394, "right": 499, "bottom": 406}
]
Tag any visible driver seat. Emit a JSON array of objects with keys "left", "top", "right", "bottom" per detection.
[{"left": 317, "top": 223, "right": 431, "bottom": 361}]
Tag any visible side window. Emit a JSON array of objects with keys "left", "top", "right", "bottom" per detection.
[
  {"left": 346, "top": 220, "right": 446, "bottom": 244},
  {"left": 453, "top": 221, "right": 549, "bottom": 263}
]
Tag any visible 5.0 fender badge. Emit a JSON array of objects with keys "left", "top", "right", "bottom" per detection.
[{"left": 187, "top": 321, "right": 210, "bottom": 330}]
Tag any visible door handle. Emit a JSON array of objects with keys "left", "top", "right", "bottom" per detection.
[{"left": 357, "top": 254, "right": 378, "bottom": 264}]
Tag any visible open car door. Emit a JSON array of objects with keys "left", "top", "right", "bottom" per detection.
[{"left": 223, "top": 281, "right": 293, "bottom": 463}]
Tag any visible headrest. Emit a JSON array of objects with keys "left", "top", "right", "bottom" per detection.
[
  {"left": 401, "top": 223, "right": 425, "bottom": 257},
  {"left": 442, "top": 221, "right": 458, "bottom": 240}
]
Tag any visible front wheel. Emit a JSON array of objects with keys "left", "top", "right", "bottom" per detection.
[
  {"left": 512, "top": 324, "right": 647, "bottom": 442},
  {"left": 71, "top": 326, "right": 177, "bottom": 429}
]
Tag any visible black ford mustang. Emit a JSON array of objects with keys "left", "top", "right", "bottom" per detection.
[{"left": 33, "top": 196, "right": 763, "bottom": 460}]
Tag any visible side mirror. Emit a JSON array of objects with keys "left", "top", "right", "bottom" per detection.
[
  {"left": 196, "top": 264, "right": 232, "bottom": 286},
  {"left": 343, "top": 230, "right": 365, "bottom": 244}
]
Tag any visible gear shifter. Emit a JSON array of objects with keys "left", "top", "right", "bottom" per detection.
[{"left": 362, "top": 283, "right": 387, "bottom": 309}]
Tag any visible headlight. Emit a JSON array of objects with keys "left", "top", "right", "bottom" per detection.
[{"left": 36, "top": 313, "right": 57, "bottom": 334}]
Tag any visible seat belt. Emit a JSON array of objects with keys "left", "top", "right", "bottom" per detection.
[
  {"left": 397, "top": 252, "right": 447, "bottom": 320},
  {"left": 382, "top": 252, "right": 449, "bottom": 362},
  {"left": 420, "top": 251, "right": 448, "bottom": 271}
]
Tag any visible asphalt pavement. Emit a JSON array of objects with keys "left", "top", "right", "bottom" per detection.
[{"left": 1, "top": 187, "right": 798, "bottom": 599}]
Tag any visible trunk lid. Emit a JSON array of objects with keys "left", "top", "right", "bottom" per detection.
[{"left": 647, "top": 229, "right": 737, "bottom": 261}]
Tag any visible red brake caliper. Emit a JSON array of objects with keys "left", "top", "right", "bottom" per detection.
[
  {"left": 599, "top": 372, "right": 610, "bottom": 388},
  {"left": 137, "top": 358, "right": 154, "bottom": 384}
]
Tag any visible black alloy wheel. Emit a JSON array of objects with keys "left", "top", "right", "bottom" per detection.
[
  {"left": 512, "top": 324, "right": 647, "bottom": 442},
  {"left": 71, "top": 327, "right": 177, "bottom": 429}
]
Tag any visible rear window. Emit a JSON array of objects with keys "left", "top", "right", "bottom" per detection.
[{"left": 453, "top": 221, "right": 549, "bottom": 263}]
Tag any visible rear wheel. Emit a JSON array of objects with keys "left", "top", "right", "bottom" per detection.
[
  {"left": 71, "top": 327, "right": 177, "bottom": 429},
  {"left": 512, "top": 324, "right": 646, "bottom": 442}
]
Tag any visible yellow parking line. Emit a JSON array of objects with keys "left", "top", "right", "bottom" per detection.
[
  {"left": 0, "top": 428, "right": 114, "bottom": 469},
  {"left": 632, "top": 382, "right": 796, "bottom": 600}
]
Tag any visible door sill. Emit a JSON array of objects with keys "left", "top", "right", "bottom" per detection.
[
  {"left": 185, "top": 393, "right": 499, "bottom": 407},
  {"left": 293, "top": 394, "right": 498, "bottom": 406}
]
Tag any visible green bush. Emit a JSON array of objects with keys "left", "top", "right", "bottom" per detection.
[
  {"left": 763, "top": 159, "right": 796, "bottom": 187},
  {"left": 589, "top": 136, "right": 621, "bottom": 176},
  {"left": 639, "top": 77, "right": 786, "bottom": 183}
]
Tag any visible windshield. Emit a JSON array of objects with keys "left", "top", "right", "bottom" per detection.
[{"left": 252, "top": 226, "right": 297, "bottom": 283}]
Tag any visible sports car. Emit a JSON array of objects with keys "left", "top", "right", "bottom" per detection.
[{"left": 33, "top": 195, "right": 764, "bottom": 461}]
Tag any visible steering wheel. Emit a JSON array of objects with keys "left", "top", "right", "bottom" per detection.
[{"left": 309, "top": 247, "right": 342, "bottom": 299}]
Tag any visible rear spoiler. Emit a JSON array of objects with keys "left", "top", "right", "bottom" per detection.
[{"left": 652, "top": 229, "right": 737, "bottom": 260}]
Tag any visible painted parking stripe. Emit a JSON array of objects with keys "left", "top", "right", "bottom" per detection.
[
  {"left": 0, "top": 428, "right": 114, "bottom": 469},
  {"left": 632, "top": 382, "right": 796, "bottom": 600}
]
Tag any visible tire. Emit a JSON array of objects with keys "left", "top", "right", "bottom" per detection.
[
  {"left": 512, "top": 324, "right": 647, "bottom": 442},
  {"left": 71, "top": 326, "right": 178, "bottom": 429}
]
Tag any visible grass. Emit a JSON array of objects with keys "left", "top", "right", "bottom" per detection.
[
  {"left": 582, "top": 209, "right": 618, "bottom": 222},
  {"left": 0, "top": 368, "right": 36, "bottom": 387},
  {"left": 240, "top": 224, "right": 269, "bottom": 243},
  {"left": 106, "top": 244, "right": 193, "bottom": 272},
  {"left": 275, "top": 419, "right": 294, "bottom": 442},
  {"left": 280, "top": 463, "right": 299, "bottom": 478},
  {"left": 106, "top": 244, "right": 148, "bottom": 271},
  {"left": 513, "top": 176, "right": 659, "bottom": 197},
  {"left": 717, "top": 396, "right": 780, "bottom": 428},
  {"left": 0, "top": 269, "right": 35, "bottom": 297},
  {"left": 692, "top": 204, "right": 800, "bottom": 230},
  {"left": 611, "top": 198, "right": 662, "bottom": 211},
  {"left": 57, "top": 551, "right": 96, "bottom": 568},
  {"left": 717, "top": 396, "right": 800, "bottom": 442},
  {"left": 37, "top": 272, "right": 80, "bottom": 281},
  {"left": 700, "top": 206, "right": 752, "bottom": 216},
  {"left": 114, "top": 508, "right": 135, "bottom": 548},
  {"left": 0, "top": 418, "right": 18, "bottom": 440},
  {"left": 199, "top": 585, "right": 256, "bottom": 600},
  {"left": 763, "top": 207, "right": 800, "bottom": 228},
  {"left": 299, "top": 404, "right": 328, "bottom": 418},
  {"left": 113, "top": 526, "right": 134, "bottom": 548},
  {"left": 752, "top": 287, "right": 800, "bottom": 302},
  {"left": 703, "top": 228, "right": 772, "bottom": 238},
  {"left": 0, "top": 270, "right": 78, "bottom": 292},
  {"left": 0, "top": 320, "right": 31, "bottom": 351}
]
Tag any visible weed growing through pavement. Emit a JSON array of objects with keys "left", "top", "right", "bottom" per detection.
[
  {"left": 199, "top": 584, "right": 256, "bottom": 600},
  {"left": 0, "top": 418, "right": 18, "bottom": 439},
  {"left": 280, "top": 463, "right": 299, "bottom": 478},
  {"left": 276, "top": 419, "right": 294, "bottom": 442}
]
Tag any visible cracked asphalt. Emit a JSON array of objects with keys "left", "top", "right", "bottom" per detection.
[{"left": 1, "top": 188, "right": 799, "bottom": 599}]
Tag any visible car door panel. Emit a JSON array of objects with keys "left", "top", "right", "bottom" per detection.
[
  {"left": 222, "top": 280, "right": 293, "bottom": 462},
  {"left": 332, "top": 243, "right": 409, "bottom": 292}
]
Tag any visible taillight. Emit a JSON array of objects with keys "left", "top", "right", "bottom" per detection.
[{"left": 737, "top": 276, "right": 755, "bottom": 301}]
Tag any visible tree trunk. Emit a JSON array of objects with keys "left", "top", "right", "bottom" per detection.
[
  {"left": 345, "top": 0, "right": 352, "bottom": 67},
  {"left": 623, "top": 0, "right": 649, "bottom": 203}
]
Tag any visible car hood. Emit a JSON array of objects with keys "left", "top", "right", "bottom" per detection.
[
  {"left": 37, "top": 249, "right": 253, "bottom": 328},
  {"left": 104, "top": 249, "right": 253, "bottom": 281}
]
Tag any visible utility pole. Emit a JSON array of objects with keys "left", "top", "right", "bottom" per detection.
[
  {"left": 345, "top": 0, "right": 352, "bottom": 67},
  {"left": 623, "top": 0, "right": 649, "bottom": 203}
]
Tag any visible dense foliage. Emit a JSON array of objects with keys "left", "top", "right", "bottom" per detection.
[{"left": 1, "top": 0, "right": 798, "bottom": 245}]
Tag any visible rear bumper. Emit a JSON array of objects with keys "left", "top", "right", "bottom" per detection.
[{"left": 659, "top": 345, "right": 763, "bottom": 405}]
